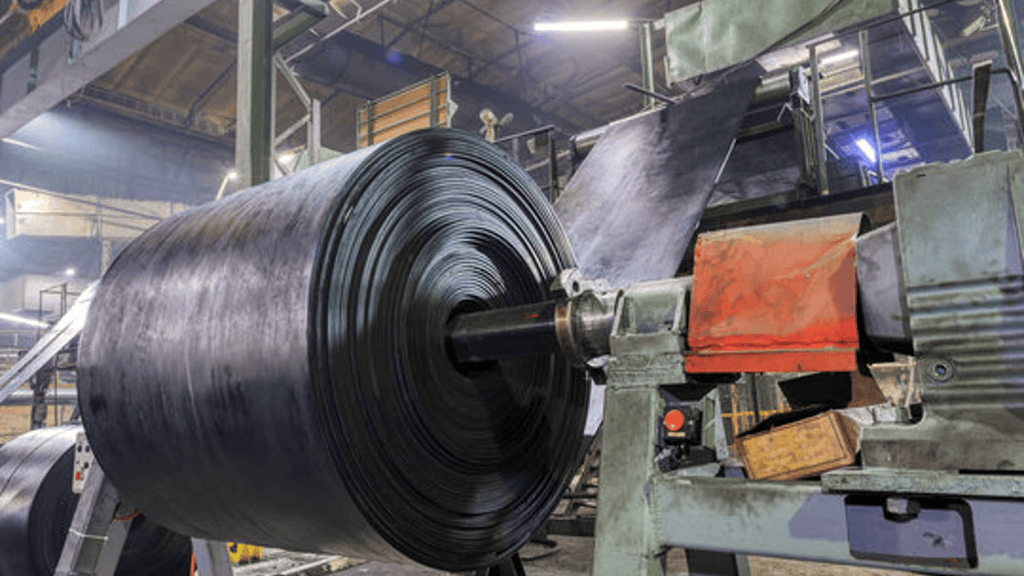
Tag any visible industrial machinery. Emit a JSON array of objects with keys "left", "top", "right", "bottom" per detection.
[
  {"left": 451, "top": 150, "right": 1024, "bottom": 576},
  {"left": 21, "top": 1, "right": 1024, "bottom": 575},
  {"left": 56, "top": 121, "right": 1024, "bottom": 575}
]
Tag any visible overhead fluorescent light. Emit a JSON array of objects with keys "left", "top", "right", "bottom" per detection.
[
  {"left": 0, "top": 313, "right": 49, "bottom": 329},
  {"left": 64, "top": 267, "right": 76, "bottom": 277},
  {"left": 534, "top": 20, "right": 629, "bottom": 32},
  {"left": 820, "top": 49, "right": 859, "bottom": 67},
  {"left": 855, "top": 138, "right": 877, "bottom": 162},
  {"left": 1, "top": 137, "right": 42, "bottom": 151}
]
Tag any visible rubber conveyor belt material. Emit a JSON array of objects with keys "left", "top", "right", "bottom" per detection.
[
  {"left": 0, "top": 426, "right": 193, "bottom": 576},
  {"left": 554, "top": 64, "right": 760, "bottom": 287},
  {"left": 78, "top": 129, "right": 588, "bottom": 572}
]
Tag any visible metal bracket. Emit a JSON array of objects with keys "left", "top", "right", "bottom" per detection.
[
  {"left": 193, "top": 538, "right": 233, "bottom": 576},
  {"left": 271, "top": 54, "right": 322, "bottom": 176},
  {"left": 54, "top": 451, "right": 234, "bottom": 576},
  {"left": 54, "top": 463, "right": 130, "bottom": 576},
  {"left": 72, "top": 429, "right": 95, "bottom": 495}
]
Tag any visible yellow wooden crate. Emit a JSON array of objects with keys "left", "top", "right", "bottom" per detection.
[{"left": 737, "top": 410, "right": 860, "bottom": 481}]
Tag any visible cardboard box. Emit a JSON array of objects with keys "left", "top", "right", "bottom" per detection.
[{"left": 737, "top": 410, "right": 860, "bottom": 481}]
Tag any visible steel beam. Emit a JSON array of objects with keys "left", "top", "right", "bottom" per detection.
[
  {"left": 235, "top": 0, "right": 274, "bottom": 188},
  {"left": 285, "top": 29, "right": 585, "bottom": 133},
  {"left": 271, "top": 0, "right": 329, "bottom": 51},
  {"left": 972, "top": 60, "right": 992, "bottom": 152},
  {"left": 0, "top": 0, "right": 220, "bottom": 138},
  {"left": 192, "top": 539, "right": 233, "bottom": 576},
  {"left": 651, "top": 474, "right": 1024, "bottom": 575},
  {"left": 185, "top": 62, "right": 235, "bottom": 126},
  {"left": 384, "top": 0, "right": 456, "bottom": 48},
  {"left": 860, "top": 29, "right": 885, "bottom": 182}
]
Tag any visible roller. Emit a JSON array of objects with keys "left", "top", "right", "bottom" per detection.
[
  {"left": 0, "top": 426, "right": 192, "bottom": 576},
  {"left": 78, "top": 129, "right": 589, "bottom": 572}
]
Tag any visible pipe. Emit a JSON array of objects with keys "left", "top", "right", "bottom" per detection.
[
  {"left": 1, "top": 389, "right": 76, "bottom": 406},
  {"left": 640, "top": 21, "right": 656, "bottom": 110}
]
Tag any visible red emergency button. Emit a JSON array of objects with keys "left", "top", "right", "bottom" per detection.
[{"left": 664, "top": 409, "right": 685, "bottom": 432}]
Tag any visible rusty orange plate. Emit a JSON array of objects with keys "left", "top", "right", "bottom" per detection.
[{"left": 686, "top": 213, "right": 865, "bottom": 373}]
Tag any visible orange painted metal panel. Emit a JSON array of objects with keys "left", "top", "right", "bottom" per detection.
[{"left": 686, "top": 213, "right": 865, "bottom": 373}]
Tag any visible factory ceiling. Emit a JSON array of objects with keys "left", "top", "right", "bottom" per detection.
[
  {"left": 0, "top": 0, "right": 1017, "bottom": 284},
  {"left": 0, "top": 0, "right": 1014, "bottom": 153},
  {"left": 51, "top": 0, "right": 678, "bottom": 152}
]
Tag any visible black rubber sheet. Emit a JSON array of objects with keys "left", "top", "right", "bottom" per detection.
[{"left": 554, "top": 66, "right": 761, "bottom": 287}]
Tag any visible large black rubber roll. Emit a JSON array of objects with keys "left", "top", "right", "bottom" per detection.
[
  {"left": 78, "top": 129, "right": 588, "bottom": 571},
  {"left": 0, "top": 426, "right": 192, "bottom": 576}
]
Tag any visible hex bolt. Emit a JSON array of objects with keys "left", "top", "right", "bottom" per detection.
[{"left": 926, "top": 358, "right": 955, "bottom": 383}]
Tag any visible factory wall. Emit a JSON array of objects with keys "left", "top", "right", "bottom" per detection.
[
  {"left": 0, "top": 102, "right": 232, "bottom": 280},
  {"left": 0, "top": 101, "right": 232, "bottom": 204}
]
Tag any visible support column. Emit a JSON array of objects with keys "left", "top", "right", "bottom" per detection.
[
  {"left": 593, "top": 384, "right": 665, "bottom": 576},
  {"left": 809, "top": 43, "right": 829, "bottom": 195},
  {"left": 994, "top": 0, "right": 1024, "bottom": 145},
  {"left": 235, "top": 0, "right": 274, "bottom": 188},
  {"left": 192, "top": 539, "right": 234, "bottom": 576},
  {"left": 860, "top": 29, "right": 884, "bottom": 183},
  {"left": 100, "top": 239, "right": 117, "bottom": 274},
  {"left": 640, "top": 22, "right": 656, "bottom": 110},
  {"left": 309, "top": 98, "right": 321, "bottom": 165}
]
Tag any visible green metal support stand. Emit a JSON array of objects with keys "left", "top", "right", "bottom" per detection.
[{"left": 235, "top": 0, "right": 274, "bottom": 188}]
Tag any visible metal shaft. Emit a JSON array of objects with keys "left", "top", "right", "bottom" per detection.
[
  {"left": 446, "top": 300, "right": 560, "bottom": 364},
  {"left": 446, "top": 291, "right": 617, "bottom": 367}
]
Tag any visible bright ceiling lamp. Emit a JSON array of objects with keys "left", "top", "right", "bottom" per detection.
[
  {"left": 0, "top": 313, "right": 49, "bottom": 329},
  {"left": 820, "top": 49, "right": 859, "bottom": 67},
  {"left": 534, "top": 20, "right": 628, "bottom": 32},
  {"left": 855, "top": 138, "right": 877, "bottom": 163}
]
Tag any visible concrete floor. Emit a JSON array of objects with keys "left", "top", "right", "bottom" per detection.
[
  {"left": 0, "top": 403, "right": 33, "bottom": 442},
  {"left": 329, "top": 537, "right": 919, "bottom": 576}
]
